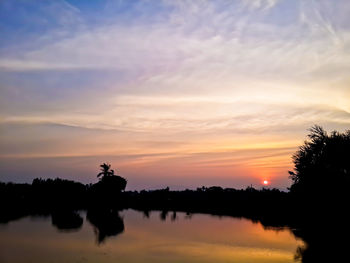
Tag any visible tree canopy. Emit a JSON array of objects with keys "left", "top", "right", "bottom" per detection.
[
  {"left": 289, "top": 125, "right": 350, "bottom": 195},
  {"left": 89, "top": 163, "right": 127, "bottom": 206},
  {"left": 97, "top": 163, "right": 115, "bottom": 179}
]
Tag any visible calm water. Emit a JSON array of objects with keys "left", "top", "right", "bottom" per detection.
[{"left": 0, "top": 210, "right": 303, "bottom": 263}]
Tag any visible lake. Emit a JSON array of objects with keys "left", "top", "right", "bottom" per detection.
[{"left": 0, "top": 209, "right": 303, "bottom": 263}]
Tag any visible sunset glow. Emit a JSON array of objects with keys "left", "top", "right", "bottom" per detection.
[
  {"left": 1, "top": 0, "right": 350, "bottom": 190},
  {"left": 263, "top": 180, "right": 269, "bottom": 186}
]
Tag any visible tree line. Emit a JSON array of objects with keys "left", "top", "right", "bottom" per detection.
[
  {"left": 1, "top": 125, "right": 349, "bottom": 262},
  {"left": 1, "top": 125, "right": 349, "bottom": 218}
]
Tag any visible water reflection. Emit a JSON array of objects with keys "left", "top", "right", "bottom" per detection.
[
  {"left": 291, "top": 217, "right": 350, "bottom": 262},
  {"left": 86, "top": 208, "right": 124, "bottom": 244},
  {"left": 0, "top": 210, "right": 301, "bottom": 263},
  {"left": 160, "top": 210, "right": 168, "bottom": 221},
  {"left": 142, "top": 210, "right": 150, "bottom": 218},
  {"left": 51, "top": 210, "right": 83, "bottom": 232}
]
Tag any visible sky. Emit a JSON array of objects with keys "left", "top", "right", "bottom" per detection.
[{"left": 0, "top": 0, "right": 349, "bottom": 190}]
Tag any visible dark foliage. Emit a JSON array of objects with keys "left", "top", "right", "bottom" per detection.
[
  {"left": 31, "top": 178, "right": 87, "bottom": 210},
  {"left": 289, "top": 125, "right": 350, "bottom": 197},
  {"left": 120, "top": 186, "right": 290, "bottom": 219},
  {"left": 0, "top": 181, "right": 32, "bottom": 223},
  {"left": 97, "top": 163, "right": 115, "bottom": 179},
  {"left": 88, "top": 163, "right": 127, "bottom": 207}
]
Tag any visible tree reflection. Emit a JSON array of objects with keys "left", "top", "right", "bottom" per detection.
[
  {"left": 291, "top": 216, "right": 350, "bottom": 262},
  {"left": 86, "top": 208, "right": 124, "bottom": 244},
  {"left": 256, "top": 205, "right": 350, "bottom": 263},
  {"left": 51, "top": 210, "right": 83, "bottom": 232},
  {"left": 160, "top": 210, "right": 168, "bottom": 221},
  {"left": 142, "top": 210, "right": 150, "bottom": 218}
]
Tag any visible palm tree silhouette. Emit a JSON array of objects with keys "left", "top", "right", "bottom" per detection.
[{"left": 97, "top": 163, "right": 115, "bottom": 179}]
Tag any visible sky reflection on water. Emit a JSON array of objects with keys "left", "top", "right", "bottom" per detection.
[{"left": 0, "top": 210, "right": 302, "bottom": 263}]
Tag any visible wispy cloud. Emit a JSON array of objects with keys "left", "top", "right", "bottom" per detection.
[
  {"left": 1, "top": 0, "right": 349, "bottom": 75},
  {"left": 0, "top": 0, "right": 349, "bottom": 188},
  {"left": 242, "top": 0, "right": 280, "bottom": 10}
]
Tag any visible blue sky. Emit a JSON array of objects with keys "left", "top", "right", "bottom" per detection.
[{"left": 1, "top": 0, "right": 350, "bottom": 189}]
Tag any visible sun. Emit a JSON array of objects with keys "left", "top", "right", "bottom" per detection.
[{"left": 263, "top": 180, "right": 269, "bottom": 185}]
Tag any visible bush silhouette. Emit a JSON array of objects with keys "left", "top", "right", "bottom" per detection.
[{"left": 289, "top": 125, "right": 350, "bottom": 198}]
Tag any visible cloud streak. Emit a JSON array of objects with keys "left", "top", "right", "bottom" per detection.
[{"left": 0, "top": 0, "right": 349, "bottom": 189}]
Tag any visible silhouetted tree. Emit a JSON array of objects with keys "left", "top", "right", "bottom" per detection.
[
  {"left": 89, "top": 163, "right": 127, "bottom": 207},
  {"left": 96, "top": 163, "right": 127, "bottom": 190},
  {"left": 289, "top": 125, "right": 350, "bottom": 197},
  {"left": 97, "top": 163, "right": 115, "bottom": 179},
  {"left": 31, "top": 178, "right": 87, "bottom": 210}
]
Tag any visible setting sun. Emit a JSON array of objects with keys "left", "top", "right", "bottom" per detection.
[{"left": 263, "top": 180, "right": 269, "bottom": 186}]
